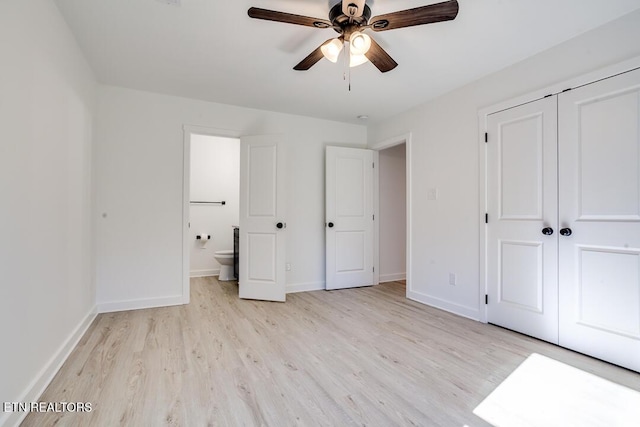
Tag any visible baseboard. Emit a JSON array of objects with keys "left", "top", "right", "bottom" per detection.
[
  {"left": 379, "top": 273, "right": 406, "bottom": 283},
  {"left": 190, "top": 268, "right": 219, "bottom": 278},
  {"left": 0, "top": 306, "right": 97, "bottom": 427},
  {"left": 407, "top": 290, "right": 480, "bottom": 321},
  {"left": 97, "top": 295, "right": 185, "bottom": 313},
  {"left": 286, "top": 281, "right": 325, "bottom": 293}
]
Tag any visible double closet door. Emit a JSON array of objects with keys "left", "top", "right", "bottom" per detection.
[{"left": 487, "top": 68, "right": 640, "bottom": 372}]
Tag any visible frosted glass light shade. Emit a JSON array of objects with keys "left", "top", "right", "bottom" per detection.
[
  {"left": 321, "top": 38, "right": 344, "bottom": 63},
  {"left": 350, "top": 31, "right": 371, "bottom": 55},
  {"left": 349, "top": 53, "right": 368, "bottom": 67}
]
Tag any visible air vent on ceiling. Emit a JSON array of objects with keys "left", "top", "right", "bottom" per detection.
[{"left": 156, "top": 0, "right": 181, "bottom": 6}]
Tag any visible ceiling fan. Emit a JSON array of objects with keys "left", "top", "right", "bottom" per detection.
[{"left": 248, "top": 0, "right": 459, "bottom": 73}]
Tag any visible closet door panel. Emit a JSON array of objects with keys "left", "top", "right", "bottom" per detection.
[
  {"left": 558, "top": 67, "right": 640, "bottom": 372},
  {"left": 487, "top": 97, "right": 559, "bottom": 343}
]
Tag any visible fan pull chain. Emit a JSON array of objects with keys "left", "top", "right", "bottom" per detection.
[
  {"left": 343, "top": 41, "right": 348, "bottom": 84},
  {"left": 344, "top": 41, "right": 351, "bottom": 91}
]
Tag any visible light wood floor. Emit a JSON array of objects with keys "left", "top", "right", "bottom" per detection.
[{"left": 24, "top": 279, "right": 640, "bottom": 426}]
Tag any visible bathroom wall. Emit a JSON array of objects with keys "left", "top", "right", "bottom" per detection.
[
  {"left": 378, "top": 143, "right": 406, "bottom": 282},
  {"left": 0, "top": 1, "right": 97, "bottom": 425},
  {"left": 189, "top": 135, "right": 240, "bottom": 277}
]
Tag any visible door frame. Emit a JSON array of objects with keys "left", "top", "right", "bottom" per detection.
[
  {"left": 182, "top": 125, "right": 242, "bottom": 304},
  {"left": 369, "top": 133, "right": 412, "bottom": 296},
  {"left": 478, "top": 55, "right": 640, "bottom": 323}
]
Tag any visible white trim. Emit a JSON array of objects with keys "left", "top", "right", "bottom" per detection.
[
  {"left": 406, "top": 134, "right": 413, "bottom": 300},
  {"left": 477, "top": 55, "right": 640, "bottom": 325},
  {"left": 1, "top": 307, "right": 97, "bottom": 427},
  {"left": 478, "top": 110, "right": 488, "bottom": 323},
  {"left": 369, "top": 132, "right": 412, "bottom": 151},
  {"left": 97, "top": 295, "right": 183, "bottom": 313},
  {"left": 407, "top": 290, "right": 480, "bottom": 321},
  {"left": 182, "top": 125, "right": 242, "bottom": 306},
  {"left": 190, "top": 268, "right": 219, "bottom": 278},
  {"left": 478, "top": 56, "right": 640, "bottom": 118},
  {"left": 369, "top": 132, "right": 412, "bottom": 300},
  {"left": 286, "top": 281, "right": 325, "bottom": 293},
  {"left": 372, "top": 149, "right": 380, "bottom": 285},
  {"left": 379, "top": 273, "right": 406, "bottom": 283},
  {"left": 182, "top": 129, "right": 191, "bottom": 304}
]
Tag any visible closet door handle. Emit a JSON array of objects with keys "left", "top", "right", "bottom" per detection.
[
  {"left": 559, "top": 228, "right": 572, "bottom": 236},
  {"left": 541, "top": 227, "right": 554, "bottom": 236},
  {"left": 327, "top": 222, "right": 334, "bottom": 228},
  {"left": 276, "top": 222, "right": 285, "bottom": 229}
]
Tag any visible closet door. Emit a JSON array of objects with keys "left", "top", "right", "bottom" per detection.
[
  {"left": 486, "top": 97, "right": 559, "bottom": 343},
  {"left": 558, "top": 68, "right": 640, "bottom": 372}
]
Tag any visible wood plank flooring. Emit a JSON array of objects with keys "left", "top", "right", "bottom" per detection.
[{"left": 23, "top": 279, "right": 640, "bottom": 426}]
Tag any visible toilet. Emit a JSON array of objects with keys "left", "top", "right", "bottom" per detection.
[{"left": 214, "top": 250, "right": 234, "bottom": 281}]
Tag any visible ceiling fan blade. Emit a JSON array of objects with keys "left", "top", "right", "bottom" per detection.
[
  {"left": 293, "top": 38, "right": 335, "bottom": 71},
  {"left": 365, "top": 37, "right": 398, "bottom": 73},
  {"left": 342, "top": 0, "right": 366, "bottom": 18},
  {"left": 248, "top": 7, "right": 332, "bottom": 29},
  {"left": 369, "top": 0, "right": 459, "bottom": 32}
]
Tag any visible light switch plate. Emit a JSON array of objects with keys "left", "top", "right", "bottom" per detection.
[{"left": 427, "top": 188, "right": 438, "bottom": 200}]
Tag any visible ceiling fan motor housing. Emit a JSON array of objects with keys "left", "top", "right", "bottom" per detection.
[{"left": 329, "top": 2, "right": 372, "bottom": 34}]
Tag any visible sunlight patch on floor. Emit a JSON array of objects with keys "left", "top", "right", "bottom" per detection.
[{"left": 473, "top": 353, "right": 640, "bottom": 427}]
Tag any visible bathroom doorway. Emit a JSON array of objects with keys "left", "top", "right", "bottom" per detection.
[
  {"left": 189, "top": 133, "right": 240, "bottom": 277},
  {"left": 182, "top": 128, "right": 241, "bottom": 300}
]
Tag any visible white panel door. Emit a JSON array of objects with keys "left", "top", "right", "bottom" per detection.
[
  {"left": 487, "top": 97, "right": 559, "bottom": 343},
  {"left": 239, "top": 135, "right": 286, "bottom": 302},
  {"left": 326, "top": 146, "right": 374, "bottom": 290},
  {"left": 558, "top": 68, "right": 640, "bottom": 372}
]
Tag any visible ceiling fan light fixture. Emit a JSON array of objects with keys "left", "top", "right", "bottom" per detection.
[
  {"left": 349, "top": 53, "right": 368, "bottom": 68},
  {"left": 349, "top": 31, "right": 371, "bottom": 55},
  {"left": 321, "top": 38, "right": 344, "bottom": 63}
]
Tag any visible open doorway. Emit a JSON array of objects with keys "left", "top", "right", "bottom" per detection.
[
  {"left": 378, "top": 143, "right": 406, "bottom": 283},
  {"left": 182, "top": 126, "right": 241, "bottom": 303},
  {"left": 371, "top": 133, "right": 411, "bottom": 293},
  {"left": 189, "top": 134, "right": 240, "bottom": 278}
]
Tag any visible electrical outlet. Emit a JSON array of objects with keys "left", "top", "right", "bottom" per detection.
[
  {"left": 449, "top": 273, "right": 456, "bottom": 286},
  {"left": 286, "top": 263, "right": 291, "bottom": 271}
]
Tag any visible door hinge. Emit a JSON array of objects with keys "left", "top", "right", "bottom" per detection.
[
  {"left": 372, "top": 214, "right": 375, "bottom": 220},
  {"left": 188, "top": 222, "right": 191, "bottom": 228},
  {"left": 485, "top": 294, "right": 488, "bottom": 305},
  {"left": 485, "top": 213, "right": 488, "bottom": 224},
  {"left": 484, "top": 132, "right": 488, "bottom": 143},
  {"left": 372, "top": 162, "right": 375, "bottom": 168}
]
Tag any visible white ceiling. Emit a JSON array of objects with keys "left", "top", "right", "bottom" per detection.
[{"left": 53, "top": 0, "right": 640, "bottom": 124}]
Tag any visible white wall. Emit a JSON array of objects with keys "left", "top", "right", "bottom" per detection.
[
  {"left": 368, "top": 10, "right": 640, "bottom": 320},
  {"left": 94, "top": 85, "right": 366, "bottom": 309},
  {"left": 0, "top": 1, "right": 96, "bottom": 425},
  {"left": 378, "top": 144, "right": 406, "bottom": 282},
  {"left": 189, "top": 135, "right": 240, "bottom": 277}
]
